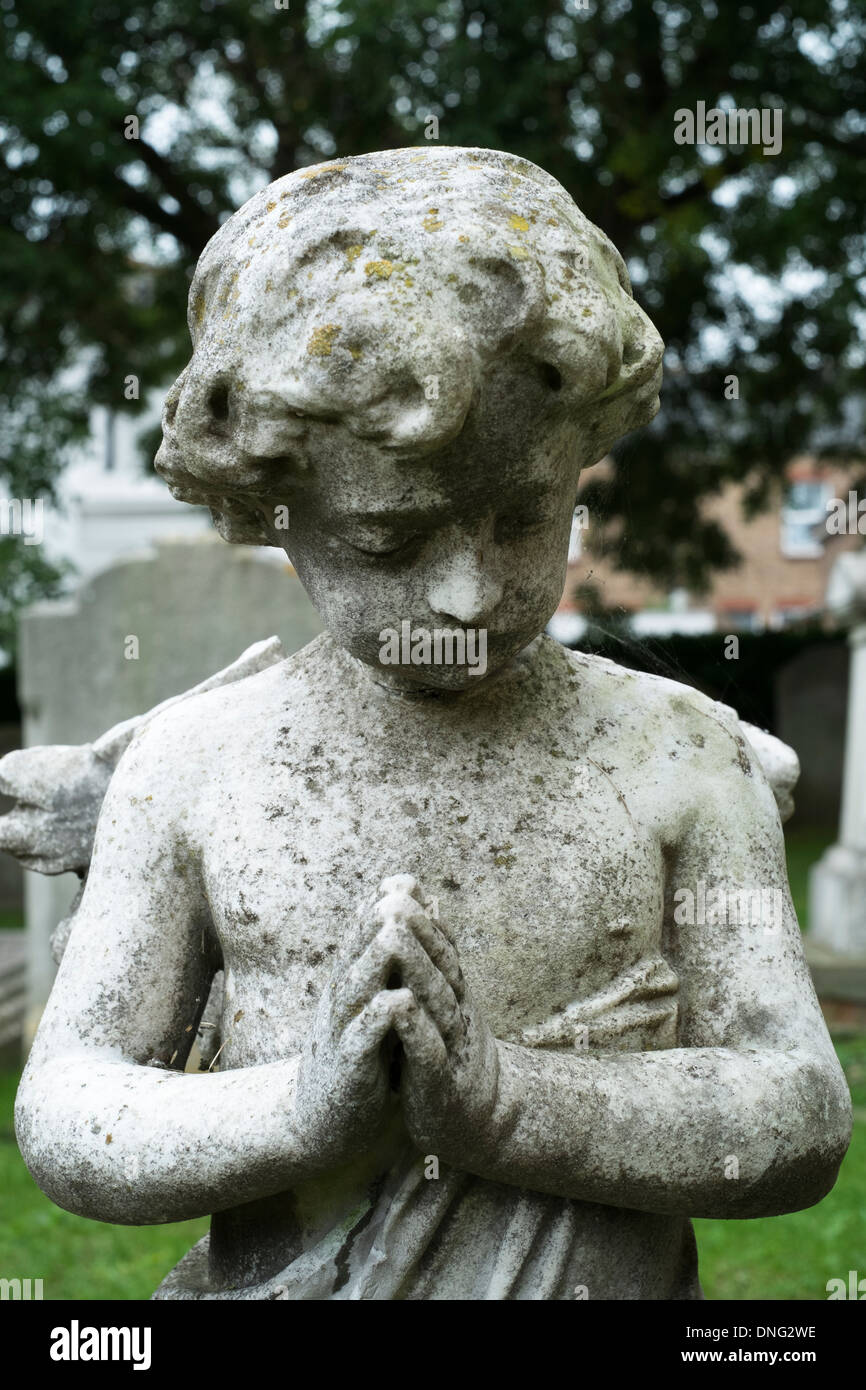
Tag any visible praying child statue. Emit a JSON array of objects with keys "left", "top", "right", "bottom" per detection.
[{"left": 12, "top": 148, "right": 850, "bottom": 1300}]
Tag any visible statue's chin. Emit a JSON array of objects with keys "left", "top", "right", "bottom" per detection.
[{"left": 342, "top": 629, "right": 546, "bottom": 697}]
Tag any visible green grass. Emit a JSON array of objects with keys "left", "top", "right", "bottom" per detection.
[
  {"left": 695, "top": 1035, "right": 866, "bottom": 1299},
  {"left": 0, "top": 911, "right": 24, "bottom": 930},
  {"left": 784, "top": 825, "right": 835, "bottom": 932},
  {"left": 2, "top": 1040, "right": 864, "bottom": 1300},
  {"left": 0, "top": 1073, "right": 207, "bottom": 1300}
]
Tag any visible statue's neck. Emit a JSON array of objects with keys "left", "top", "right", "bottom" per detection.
[{"left": 333, "top": 632, "right": 548, "bottom": 706}]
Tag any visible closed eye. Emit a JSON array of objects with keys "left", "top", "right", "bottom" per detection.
[{"left": 349, "top": 532, "right": 423, "bottom": 558}]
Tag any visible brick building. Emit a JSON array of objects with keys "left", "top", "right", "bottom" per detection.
[{"left": 552, "top": 457, "right": 865, "bottom": 642}]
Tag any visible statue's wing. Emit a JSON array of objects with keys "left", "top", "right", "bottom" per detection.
[
  {"left": 0, "top": 635, "right": 286, "bottom": 881},
  {"left": 0, "top": 637, "right": 285, "bottom": 1060},
  {"left": 739, "top": 721, "right": 800, "bottom": 825}
]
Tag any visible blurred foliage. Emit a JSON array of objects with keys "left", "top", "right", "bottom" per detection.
[
  {"left": 0, "top": 0, "right": 864, "bottom": 615},
  {"left": 0, "top": 535, "right": 67, "bottom": 656}
]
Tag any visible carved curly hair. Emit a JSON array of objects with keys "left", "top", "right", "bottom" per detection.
[{"left": 155, "top": 147, "right": 663, "bottom": 545}]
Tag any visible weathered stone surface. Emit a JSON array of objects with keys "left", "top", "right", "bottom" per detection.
[{"left": 10, "top": 148, "right": 851, "bottom": 1300}]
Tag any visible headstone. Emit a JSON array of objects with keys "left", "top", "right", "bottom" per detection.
[
  {"left": 0, "top": 722, "right": 23, "bottom": 919},
  {"left": 776, "top": 642, "right": 848, "bottom": 827},
  {"left": 810, "top": 548, "right": 866, "bottom": 956},
  {"left": 0, "top": 929, "right": 26, "bottom": 1066}
]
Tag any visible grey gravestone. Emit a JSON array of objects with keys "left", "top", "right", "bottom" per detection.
[{"left": 776, "top": 642, "right": 848, "bottom": 828}]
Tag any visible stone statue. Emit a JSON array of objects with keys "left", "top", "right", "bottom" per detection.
[{"left": 8, "top": 148, "right": 850, "bottom": 1300}]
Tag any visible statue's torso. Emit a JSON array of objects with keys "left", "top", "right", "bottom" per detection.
[
  {"left": 170, "top": 634, "right": 703, "bottom": 1299},
  {"left": 199, "top": 635, "right": 681, "bottom": 1060}
]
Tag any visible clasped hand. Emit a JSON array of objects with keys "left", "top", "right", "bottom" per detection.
[{"left": 294, "top": 874, "right": 501, "bottom": 1170}]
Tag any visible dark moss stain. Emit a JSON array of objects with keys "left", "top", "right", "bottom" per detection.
[
  {"left": 332, "top": 1173, "right": 386, "bottom": 1293},
  {"left": 734, "top": 736, "right": 753, "bottom": 777}
]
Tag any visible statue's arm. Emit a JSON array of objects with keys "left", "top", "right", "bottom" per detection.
[
  {"left": 447, "top": 721, "right": 852, "bottom": 1216},
  {"left": 13, "top": 718, "right": 309, "bottom": 1226}
]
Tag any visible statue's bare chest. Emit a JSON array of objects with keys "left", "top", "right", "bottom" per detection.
[{"left": 199, "top": 711, "right": 667, "bottom": 1055}]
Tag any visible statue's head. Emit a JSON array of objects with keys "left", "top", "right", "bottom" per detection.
[{"left": 156, "top": 147, "right": 663, "bottom": 690}]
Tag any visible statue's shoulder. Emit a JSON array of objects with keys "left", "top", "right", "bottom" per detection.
[
  {"left": 559, "top": 642, "right": 729, "bottom": 727},
  {"left": 558, "top": 642, "right": 798, "bottom": 819},
  {"left": 126, "top": 634, "right": 330, "bottom": 764}
]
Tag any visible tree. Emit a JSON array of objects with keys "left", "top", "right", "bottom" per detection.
[{"left": 1, "top": 0, "right": 864, "bottom": 618}]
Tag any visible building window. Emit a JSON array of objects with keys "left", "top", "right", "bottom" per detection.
[
  {"left": 718, "top": 607, "right": 760, "bottom": 632},
  {"left": 769, "top": 603, "right": 817, "bottom": 630},
  {"left": 780, "top": 480, "right": 830, "bottom": 559}
]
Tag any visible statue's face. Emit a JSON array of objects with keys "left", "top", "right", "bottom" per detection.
[
  {"left": 157, "top": 154, "right": 664, "bottom": 690},
  {"left": 158, "top": 151, "right": 664, "bottom": 692},
  {"left": 256, "top": 357, "right": 580, "bottom": 691}
]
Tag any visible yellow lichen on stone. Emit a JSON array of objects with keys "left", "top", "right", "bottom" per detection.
[
  {"left": 364, "top": 260, "right": 394, "bottom": 279},
  {"left": 458, "top": 234, "right": 470, "bottom": 243},
  {"left": 507, "top": 243, "right": 530, "bottom": 260},
  {"left": 298, "top": 163, "right": 347, "bottom": 181},
  {"left": 278, "top": 215, "right": 291, "bottom": 229},
  {"left": 423, "top": 209, "right": 443, "bottom": 232},
  {"left": 345, "top": 245, "right": 364, "bottom": 264},
  {"left": 266, "top": 201, "right": 277, "bottom": 212},
  {"left": 508, "top": 214, "right": 530, "bottom": 232},
  {"left": 307, "top": 324, "right": 341, "bottom": 357}
]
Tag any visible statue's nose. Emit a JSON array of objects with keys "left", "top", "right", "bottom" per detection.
[
  {"left": 173, "top": 371, "right": 231, "bottom": 448},
  {"left": 426, "top": 530, "right": 503, "bottom": 625}
]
